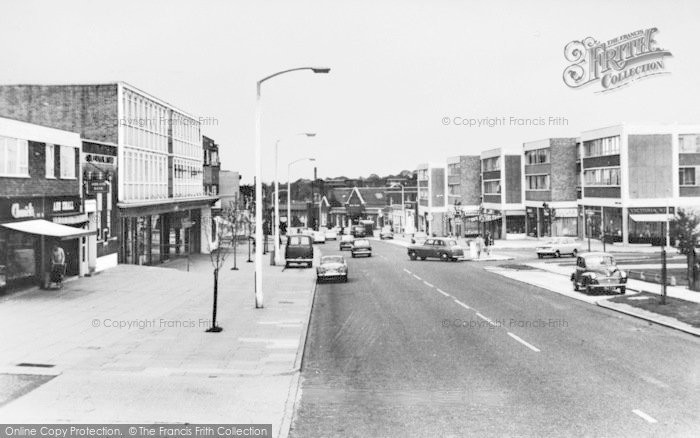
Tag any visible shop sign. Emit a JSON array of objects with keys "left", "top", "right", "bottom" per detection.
[
  {"left": 555, "top": 208, "right": 579, "bottom": 218},
  {"left": 87, "top": 180, "right": 110, "bottom": 194},
  {"left": 85, "top": 154, "right": 115, "bottom": 164},
  {"left": 628, "top": 207, "right": 675, "bottom": 215},
  {"left": 53, "top": 200, "right": 76, "bottom": 212},
  {"left": 11, "top": 202, "right": 36, "bottom": 219}
]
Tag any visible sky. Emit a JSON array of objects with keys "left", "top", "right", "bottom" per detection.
[{"left": 1, "top": 0, "right": 698, "bottom": 183}]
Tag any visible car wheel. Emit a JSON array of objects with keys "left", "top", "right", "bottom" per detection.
[
  {"left": 585, "top": 284, "right": 592, "bottom": 294},
  {"left": 352, "top": 254, "right": 356, "bottom": 258},
  {"left": 619, "top": 286, "right": 626, "bottom": 294},
  {"left": 555, "top": 250, "right": 561, "bottom": 258},
  {"left": 537, "top": 254, "right": 543, "bottom": 259},
  {"left": 440, "top": 253, "right": 449, "bottom": 262},
  {"left": 572, "top": 249, "right": 578, "bottom": 257},
  {"left": 409, "top": 251, "right": 417, "bottom": 261},
  {"left": 573, "top": 280, "right": 579, "bottom": 291},
  {"left": 308, "top": 262, "right": 313, "bottom": 268},
  {"left": 344, "top": 276, "right": 348, "bottom": 283},
  {"left": 420, "top": 257, "right": 427, "bottom": 261}
]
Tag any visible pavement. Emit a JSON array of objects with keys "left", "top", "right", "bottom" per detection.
[
  {"left": 290, "top": 240, "right": 700, "bottom": 437},
  {"left": 0, "top": 247, "right": 318, "bottom": 437}
]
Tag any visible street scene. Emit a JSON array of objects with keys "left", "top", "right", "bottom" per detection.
[{"left": 1, "top": 1, "right": 700, "bottom": 437}]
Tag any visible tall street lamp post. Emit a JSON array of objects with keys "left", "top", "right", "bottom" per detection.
[
  {"left": 274, "top": 133, "right": 316, "bottom": 265},
  {"left": 287, "top": 157, "right": 316, "bottom": 236},
  {"left": 254, "top": 67, "right": 329, "bottom": 309}
]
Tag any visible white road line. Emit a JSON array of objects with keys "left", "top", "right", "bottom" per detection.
[
  {"left": 423, "top": 281, "right": 434, "bottom": 288},
  {"left": 436, "top": 288, "right": 450, "bottom": 297},
  {"left": 453, "top": 299, "right": 470, "bottom": 309},
  {"left": 403, "top": 268, "right": 411, "bottom": 274},
  {"left": 507, "top": 332, "right": 541, "bottom": 352},
  {"left": 632, "top": 409, "right": 658, "bottom": 424},
  {"left": 476, "top": 312, "right": 496, "bottom": 326},
  {"left": 413, "top": 274, "right": 422, "bottom": 280}
]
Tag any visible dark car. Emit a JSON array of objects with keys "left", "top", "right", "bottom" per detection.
[
  {"left": 570, "top": 252, "right": 627, "bottom": 294},
  {"left": 351, "top": 225, "right": 366, "bottom": 238},
  {"left": 407, "top": 238, "right": 464, "bottom": 262},
  {"left": 316, "top": 255, "right": 348, "bottom": 282},
  {"left": 351, "top": 239, "right": 372, "bottom": 258},
  {"left": 285, "top": 234, "right": 314, "bottom": 268}
]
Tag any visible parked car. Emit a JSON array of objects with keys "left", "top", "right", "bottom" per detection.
[
  {"left": 324, "top": 228, "right": 338, "bottom": 240},
  {"left": 285, "top": 234, "right": 314, "bottom": 268},
  {"left": 408, "top": 238, "right": 464, "bottom": 262},
  {"left": 313, "top": 231, "right": 326, "bottom": 244},
  {"left": 570, "top": 252, "right": 627, "bottom": 294},
  {"left": 351, "top": 239, "right": 372, "bottom": 258},
  {"left": 411, "top": 231, "right": 428, "bottom": 244},
  {"left": 351, "top": 225, "right": 366, "bottom": 238},
  {"left": 339, "top": 235, "right": 355, "bottom": 251},
  {"left": 316, "top": 255, "right": 348, "bottom": 282},
  {"left": 536, "top": 237, "right": 580, "bottom": 258},
  {"left": 379, "top": 227, "right": 394, "bottom": 240}
]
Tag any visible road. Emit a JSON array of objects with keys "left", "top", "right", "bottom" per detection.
[{"left": 290, "top": 239, "right": 700, "bottom": 437}]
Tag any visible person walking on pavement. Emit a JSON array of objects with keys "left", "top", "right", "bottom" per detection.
[
  {"left": 50, "top": 244, "right": 66, "bottom": 288},
  {"left": 475, "top": 234, "right": 484, "bottom": 259},
  {"left": 484, "top": 231, "right": 492, "bottom": 257}
]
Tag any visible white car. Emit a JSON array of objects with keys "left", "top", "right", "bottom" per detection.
[
  {"left": 313, "top": 231, "right": 326, "bottom": 243},
  {"left": 324, "top": 229, "right": 338, "bottom": 240},
  {"left": 536, "top": 237, "right": 580, "bottom": 258}
]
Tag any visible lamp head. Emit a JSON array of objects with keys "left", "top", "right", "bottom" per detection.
[
  {"left": 312, "top": 68, "right": 331, "bottom": 74},
  {"left": 305, "top": 133, "right": 317, "bottom": 137}
]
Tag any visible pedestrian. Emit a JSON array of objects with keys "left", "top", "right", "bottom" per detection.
[
  {"left": 484, "top": 232, "right": 491, "bottom": 257},
  {"left": 51, "top": 244, "right": 65, "bottom": 265},
  {"left": 475, "top": 234, "right": 484, "bottom": 259},
  {"left": 50, "top": 244, "right": 66, "bottom": 288}
]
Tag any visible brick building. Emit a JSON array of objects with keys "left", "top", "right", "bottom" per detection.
[
  {"left": 446, "top": 155, "right": 481, "bottom": 237},
  {"left": 523, "top": 138, "right": 579, "bottom": 237},
  {"left": 480, "top": 148, "right": 525, "bottom": 239},
  {"left": 0, "top": 117, "right": 94, "bottom": 289},
  {"left": 0, "top": 83, "right": 217, "bottom": 266}
]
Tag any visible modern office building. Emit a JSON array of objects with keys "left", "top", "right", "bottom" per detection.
[
  {"left": 0, "top": 83, "right": 217, "bottom": 265},
  {"left": 446, "top": 155, "right": 481, "bottom": 237},
  {"left": 480, "top": 148, "right": 525, "bottom": 239},
  {"left": 203, "top": 135, "right": 220, "bottom": 197},
  {"left": 0, "top": 117, "right": 94, "bottom": 289},
  {"left": 416, "top": 162, "right": 447, "bottom": 236},
  {"left": 578, "top": 124, "right": 700, "bottom": 244},
  {"left": 523, "top": 138, "right": 579, "bottom": 237}
]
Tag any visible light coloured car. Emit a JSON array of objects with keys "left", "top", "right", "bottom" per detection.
[
  {"left": 316, "top": 255, "right": 348, "bottom": 282},
  {"left": 351, "top": 239, "right": 372, "bottom": 258},
  {"left": 339, "top": 234, "right": 355, "bottom": 250},
  {"left": 324, "top": 229, "right": 338, "bottom": 240},
  {"left": 313, "top": 231, "right": 326, "bottom": 244},
  {"left": 536, "top": 237, "right": 580, "bottom": 258}
]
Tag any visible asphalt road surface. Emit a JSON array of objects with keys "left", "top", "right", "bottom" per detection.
[{"left": 290, "top": 240, "right": 700, "bottom": 437}]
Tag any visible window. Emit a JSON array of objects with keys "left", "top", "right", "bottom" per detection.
[
  {"left": 526, "top": 174, "right": 550, "bottom": 190},
  {"left": 482, "top": 157, "right": 500, "bottom": 172},
  {"left": 45, "top": 144, "right": 55, "bottom": 178},
  {"left": 583, "top": 167, "right": 621, "bottom": 186},
  {"left": 59, "top": 145, "right": 76, "bottom": 178},
  {"left": 525, "top": 148, "right": 550, "bottom": 164},
  {"left": 0, "top": 136, "right": 29, "bottom": 177},
  {"left": 583, "top": 136, "right": 620, "bottom": 157},
  {"left": 679, "top": 134, "right": 700, "bottom": 153},
  {"left": 448, "top": 162, "right": 460, "bottom": 176},
  {"left": 483, "top": 180, "right": 501, "bottom": 194},
  {"left": 679, "top": 167, "right": 697, "bottom": 186}
]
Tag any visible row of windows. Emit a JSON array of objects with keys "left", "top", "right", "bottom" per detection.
[
  {"left": 447, "top": 162, "right": 460, "bottom": 176},
  {"left": 123, "top": 149, "right": 168, "bottom": 201},
  {"left": 679, "top": 134, "right": 700, "bottom": 154},
  {"left": 482, "top": 157, "right": 500, "bottom": 172},
  {"left": 583, "top": 136, "right": 620, "bottom": 158},
  {"left": 525, "top": 148, "right": 550, "bottom": 165},
  {"left": 680, "top": 167, "right": 698, "bottom": 186},
  {"left": 173, "top": 158, "right": 204, "bottom": 198},
  {"left": 0, "top": 136, "right": 28, "bottom": 176},
  {"left": 583, "top": 167, "right": 621, "bottom": 186},
  {"left": 526, "top": 174, "right": 550, "bottom": 190},
  {"left": 483, "top": 180, "right": 501, "bottom": 194}
]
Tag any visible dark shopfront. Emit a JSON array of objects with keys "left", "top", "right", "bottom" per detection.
[
  {"left": 119, "top": 200, "right": 213, "bottom": 266},
  {"left": 0, "top": 196, "right": 93, "bottom": 289}
]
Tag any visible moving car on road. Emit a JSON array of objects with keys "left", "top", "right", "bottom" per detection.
[
  {"left": 351, "top": 225, "right": 366, "bottom": 238},
  {"left": 324, "top": 228, "right": 338, "bottom": 240},
  {"left": 536, "top": 237, "right": 580, "bottom": 258},
  {"left": 316, "top": 255, "right": 348, "bottom": 282},
  {"left": 571, "top": 252, "right": 627, "bottom": 294},
  {"left": 379, "top": 227, "right": 394, "bottom": 240},
  {"left": 351, "top": 239, "right": 372, "bottom": 258},
  {"left": 339, "top": 234, "right": 355, "bottom": 251},
  {"left": 408, "top": 237, "right": 464, "bottom": 262},
  {"left": 285, "top": 234, "right": 314, "bottom": 268},
  {"left": 313, "top": 231, "right": 326, "bottom": 244}
]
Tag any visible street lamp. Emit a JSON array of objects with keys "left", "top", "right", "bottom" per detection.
[
  {"left": 254, "top": 67, "right": 330, "bottom": 309},
  {"left": 274, "top": 133, "right": 316, "bottom": 265},
  {"left": 287, "top": 157, "right": 316, "bottom": 237}
]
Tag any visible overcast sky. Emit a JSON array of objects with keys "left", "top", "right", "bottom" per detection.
[{"left": 1, "top": 0, "right": 698, "bottom": 183}]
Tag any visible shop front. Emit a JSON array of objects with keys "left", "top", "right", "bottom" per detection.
[{"left": 628, "top": 206, "right": 675, "bottom": 245}]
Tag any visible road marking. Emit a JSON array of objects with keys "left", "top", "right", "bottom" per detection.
[
  {"left": 632, "top": 409, "right": 658, "bottom": 423},
  {"left": 403, "top": 268, "right": 412, "bottom": 274},
  {"left": 476, "top": 312, "right": 496, "bottom": 326},
  {"left": 436, "top": 288, "right": 450, "bottom": 297},
  {"left": 453, "top": 299, "right": 470, "bottom": 310},
  {"left": 423, "top": 281, "right": 434, "bottom": 288},
  {"left": 413, "top": 274, "right": 422, "bottom": 280},
  {"left": 507, "top": 332, "right": 541, "bottom": 352}
]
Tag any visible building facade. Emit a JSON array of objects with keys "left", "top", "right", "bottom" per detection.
[
  {"left": 523, "top": 138, "right": 579, "bottom": 237},
  {"left": 203, "top": 135, "right": 220, "bottom": 197},
  {"left": 0, "top": 83, "right": 216, "bottom": 265},
  {"left": 480, "top": 148, "right": 525, "bottom": 239},
  {"left": 446, "top": 155, "right": 481, "bottom": 237},
  {"left": 416, "top": 163, "right": 447, "bottom": 236},
  {"left": 578, "top": 124, "right": 700, "bottom": 245},
  {"left": 0, "top": 117, "right": 93, "bottom": 289}
]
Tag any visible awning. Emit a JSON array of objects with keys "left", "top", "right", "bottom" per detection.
[
  {"left": 53, "top": 213, "right": 89, "bottom": 225},
  {"left": 0, "top": 219, "right": 95, "bottom": 240},
  {"left": 629, "top": 213, "right": 675, "bottom": 223}
]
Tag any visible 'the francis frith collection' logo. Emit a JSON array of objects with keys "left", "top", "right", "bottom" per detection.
[{"left": 563, "top": 28, "right": 672, "bottom": 92}]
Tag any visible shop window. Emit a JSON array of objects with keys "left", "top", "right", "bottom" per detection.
[
  {"left": 0, "top": 136, "right": 29, "bottom": 177},
  {"left": 59, "top": 145, "right": 76, "bottom": 179}
]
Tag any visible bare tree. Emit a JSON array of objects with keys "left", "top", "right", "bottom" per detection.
[{"left": 203, "top": 195, "right": 243, "bottom": 333}]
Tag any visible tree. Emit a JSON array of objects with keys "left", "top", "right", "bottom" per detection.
[
  {"left": 203, "top": 195, "right": 244, "bottom": 332},
  {"left": 672, "top": 208, "right": 700, "bottom": 290}
]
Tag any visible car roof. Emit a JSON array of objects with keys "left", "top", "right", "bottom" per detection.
[{"left": 580, "top": 252, "right": 612, "bottom": 257}]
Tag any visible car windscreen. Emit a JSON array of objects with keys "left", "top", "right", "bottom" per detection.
[
  {"left": 446, "top": 240, "right": 458, "bottom": 247},
  {"left": 354, "top": 239, "right": 369, "bottom": 246},
  {"left": 321, "top": 256, "right": 344, "bottom": 264},
  {"left": 586, "top": 255, "right": 616, "bottom": 266},
  {"left": 288, "top": 236, "right": 311, "bottom": 245}
]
